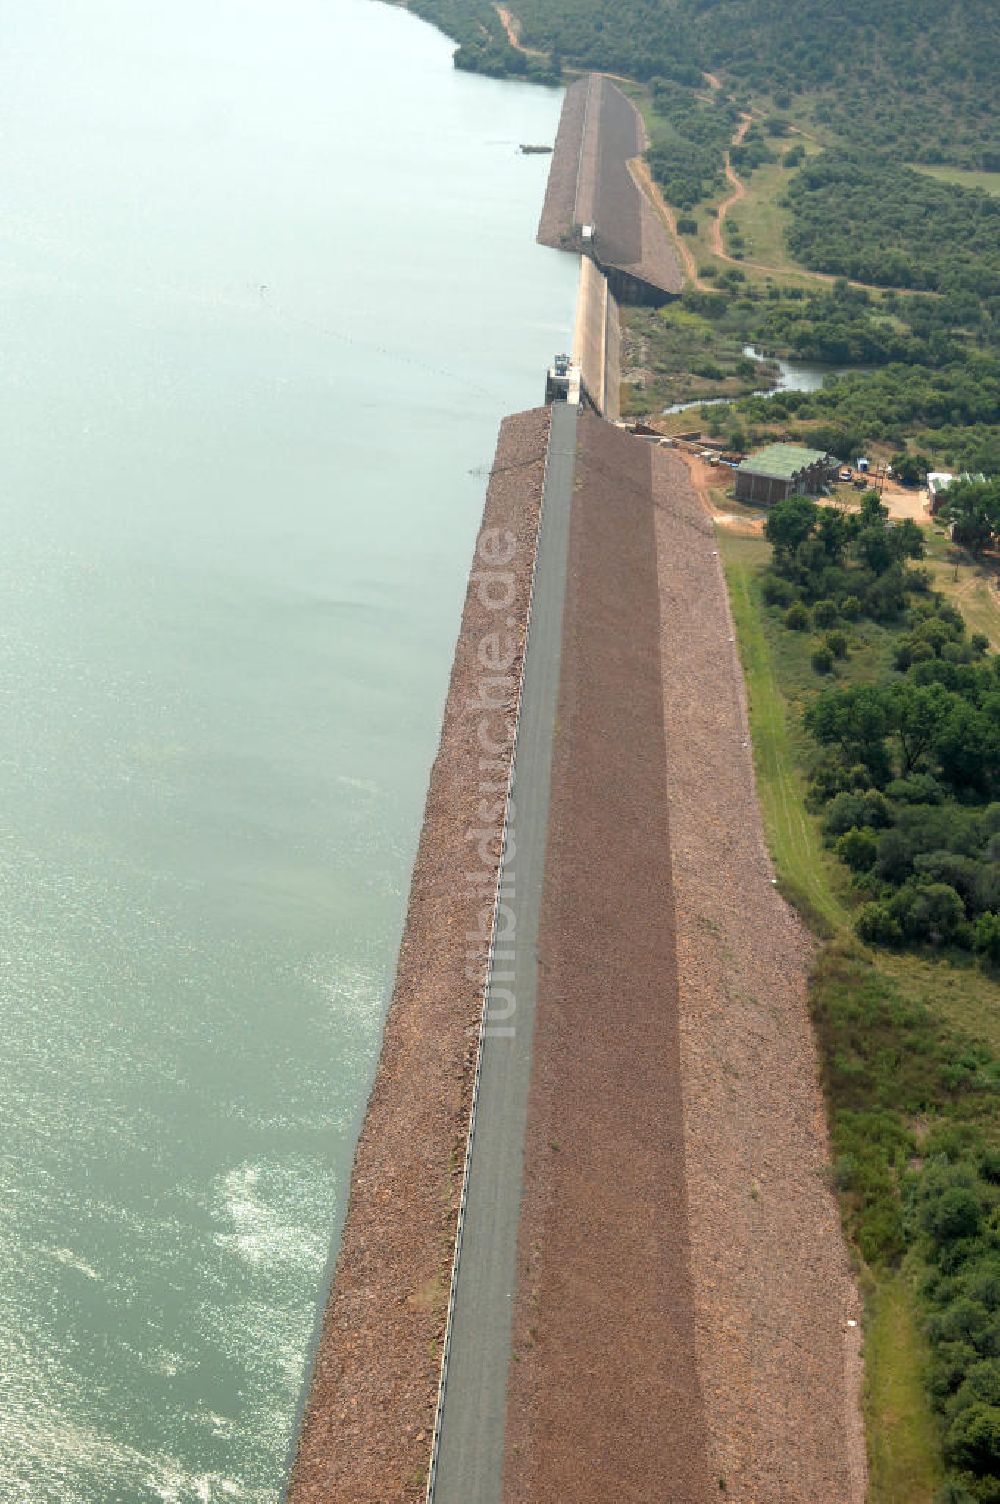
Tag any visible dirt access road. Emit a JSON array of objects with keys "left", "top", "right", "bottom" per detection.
[
  {"left": 710, "top": 113, "right": 753, "bottom": 258},
  {"left": 496, "top": 6, "right": 545, "bottom": 58}
]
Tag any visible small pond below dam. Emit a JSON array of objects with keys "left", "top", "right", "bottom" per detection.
[{"left": 663, "top": 344, "right": 855, "bottom": 415}]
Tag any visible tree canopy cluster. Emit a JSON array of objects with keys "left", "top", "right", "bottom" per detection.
[
  {"left": 404, "top": 0, "right": 561, "bottom": 80},
  {"left": 672, "top": 274, "right": 1000, "bottom": 471},
  {"left": 414, "top": 0, "right": 999, "bottom": 175},
  {"left": 943, "top": 477, "right": 1000, "bottom": 558},
  {"left": 762, "top": 488, "right": 1000, "bottom": 1498},
  {"left": 736, "top": 356, "right": 1000, "bottom": 472},
  {"left": 916, "top": 1155, "right": 1000, "bottom": 1502},
  {"left": 645, "top": 80, "right": 734, "bottom": 209},
  {"left": 502, "top": 0, "right": 999, "bottom": 169},
  {"left": 689, "top": 0, "right": 999, "bottom": 170},
  {"left": 763, "top": 492, "right": 999, "bottom": 961},
  {"left": 754, "top": 282, "right": 975, "bottom": 368},
  {"left": 512, "top": 0, "right": 701, "bottom": 84},
  {"left": 813, "top": 938, "right": 1000, "bottom": 1502},
  {"left": 785, "top": 152, "right": 1000, "bottom": 302}
]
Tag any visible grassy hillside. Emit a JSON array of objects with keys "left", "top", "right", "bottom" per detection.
[{"left": 689, "top": 0, "right": 999, "bottom": 169}]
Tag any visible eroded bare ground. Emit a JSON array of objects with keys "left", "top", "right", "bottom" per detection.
[
  {"left": 652, "top": 446, "right": 867, "bottom": 1502},
  {"left": 287, "top": 408, "right": 551, "bottom": 1504}
]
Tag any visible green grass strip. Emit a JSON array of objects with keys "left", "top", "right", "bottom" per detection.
[{"left": 720, "top": 531, "right": 848, "bottom": 935}]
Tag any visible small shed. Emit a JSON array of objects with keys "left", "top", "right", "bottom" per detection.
[
  {"left": 734, "top": 443, "right": 835, "bottom": 506},
  {"left": 926, "top": 472, "right": 954, "bottom": 512}
]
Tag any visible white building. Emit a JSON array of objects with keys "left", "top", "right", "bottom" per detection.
[{"left": 927, "top": 472, "right": 954, "bottom": 512}]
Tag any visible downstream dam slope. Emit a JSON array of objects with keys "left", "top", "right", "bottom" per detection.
[
  {"left": 503, "top": 416, "right": 712, "bottom": 1503},
  {"left": 651, "top": 447, "right": 868, "bottom": 1500},
  {"left": 289, "top": 411, "right": 864, "bottom": 1503},
  {"left": 503, "top": 416, "right": 865, "bottom": 1502},
  {"left": 537, "top": 74, "right": 683, "bottom": 301},
  {"left": 287, "top": 409, "right": 552, "bottom": 1504}
]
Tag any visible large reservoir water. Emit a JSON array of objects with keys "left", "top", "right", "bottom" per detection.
[{"left": 0, "top": 4, "right": 576, "bottom": 1499}]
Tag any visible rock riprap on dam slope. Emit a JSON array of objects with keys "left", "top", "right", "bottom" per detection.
[
  {"left": 537, "top": 74, "right": 683, "bottom": 300},
  {"left": 287, "top": 409, "right": 551, "bottom": 1504},
  {"left": 289, "top": 411, "right": 865, "bottom": 1503},
  {"left": 652, "top": 448, "right": 867, "bottom": 1500},
  {"left": 503, "top": 415, "right": 712, "bottom": 1504},
  {"left": 503, "top": 415, "right": 865, "bottom": 1503}
]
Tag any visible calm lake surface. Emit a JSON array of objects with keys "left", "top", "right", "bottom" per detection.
[{"left": 0, "top": 4, "right": 576, "bottom": 1499}]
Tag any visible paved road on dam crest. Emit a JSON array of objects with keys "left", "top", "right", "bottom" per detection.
[{"left": 430, "top": 400, "right": 578, "bottom": 1504}]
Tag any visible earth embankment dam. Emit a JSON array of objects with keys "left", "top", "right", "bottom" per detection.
[
  {"left": 537, "top": 73, "right": 683, "bottom": 302},
  {"left": 288, "top": 392, "right": 866, "bottom": 1501}
]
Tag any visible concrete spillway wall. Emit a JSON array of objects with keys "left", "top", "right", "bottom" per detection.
[{"left": 571, "top": 257, "right": 620, "bottom": 420}]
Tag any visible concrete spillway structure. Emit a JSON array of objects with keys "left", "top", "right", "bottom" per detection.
[
  {"left": 571, "top": 256, "right": 621, "bottom": 419},
  {"left": 538, "top": 73, "right": 682, "bottom": 303}
]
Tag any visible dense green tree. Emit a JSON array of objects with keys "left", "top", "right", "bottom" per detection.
[
  {"left": 887, "top": 682, "right": 953, "bottom": 775},
  {"left": 974, "top": 913, "right": 1000, "bottom": 966},
  {"left": 806, "top": 686, "right": 892, "bottom": 782},
  {"left": 765, "top": 495, "right": 820, "bottom": 557},
  {"left": 891, "top": 452, "right": 932, "bottom": 487},
  {"left": 945, "top": 1402, "right": 1000, "bottom": 1477},
  {"left": 944, "top": 479, "right": 1000, "bottom": 558}
]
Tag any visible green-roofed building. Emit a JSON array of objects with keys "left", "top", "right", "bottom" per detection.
[{"left": 735, "top": 443, "right": 835, "bottom": 506}]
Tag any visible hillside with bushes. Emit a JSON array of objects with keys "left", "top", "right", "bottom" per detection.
[
  {"left": 727, "top": 494, "right": 1000, "bottom": 1503},
  {"left": 407, "top": 0, "right": 998, "bottom": 170},
  {"left": 487, "top": 0, "right": 999, "bottom": 169}
]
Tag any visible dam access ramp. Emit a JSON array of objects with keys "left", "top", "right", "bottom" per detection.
[{"left": 538, "top": 73, "right": 682, "bottom": 304}]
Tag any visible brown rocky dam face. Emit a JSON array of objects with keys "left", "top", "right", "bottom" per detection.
[
  {"left": 288, "top": 409, "right": 865, "bottom": 1504},
  {"left": 501, "top": 415, "right": 714, "bottom": 1504},
  {"left": 286, "top": 408, "right": 551, "bottom": 1504},
  {"left": 502, "top": 416, "right": 865, "bottom": 1502},
  {"left": 537, "top": 74, "right": 683, "bottom": 300}
]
